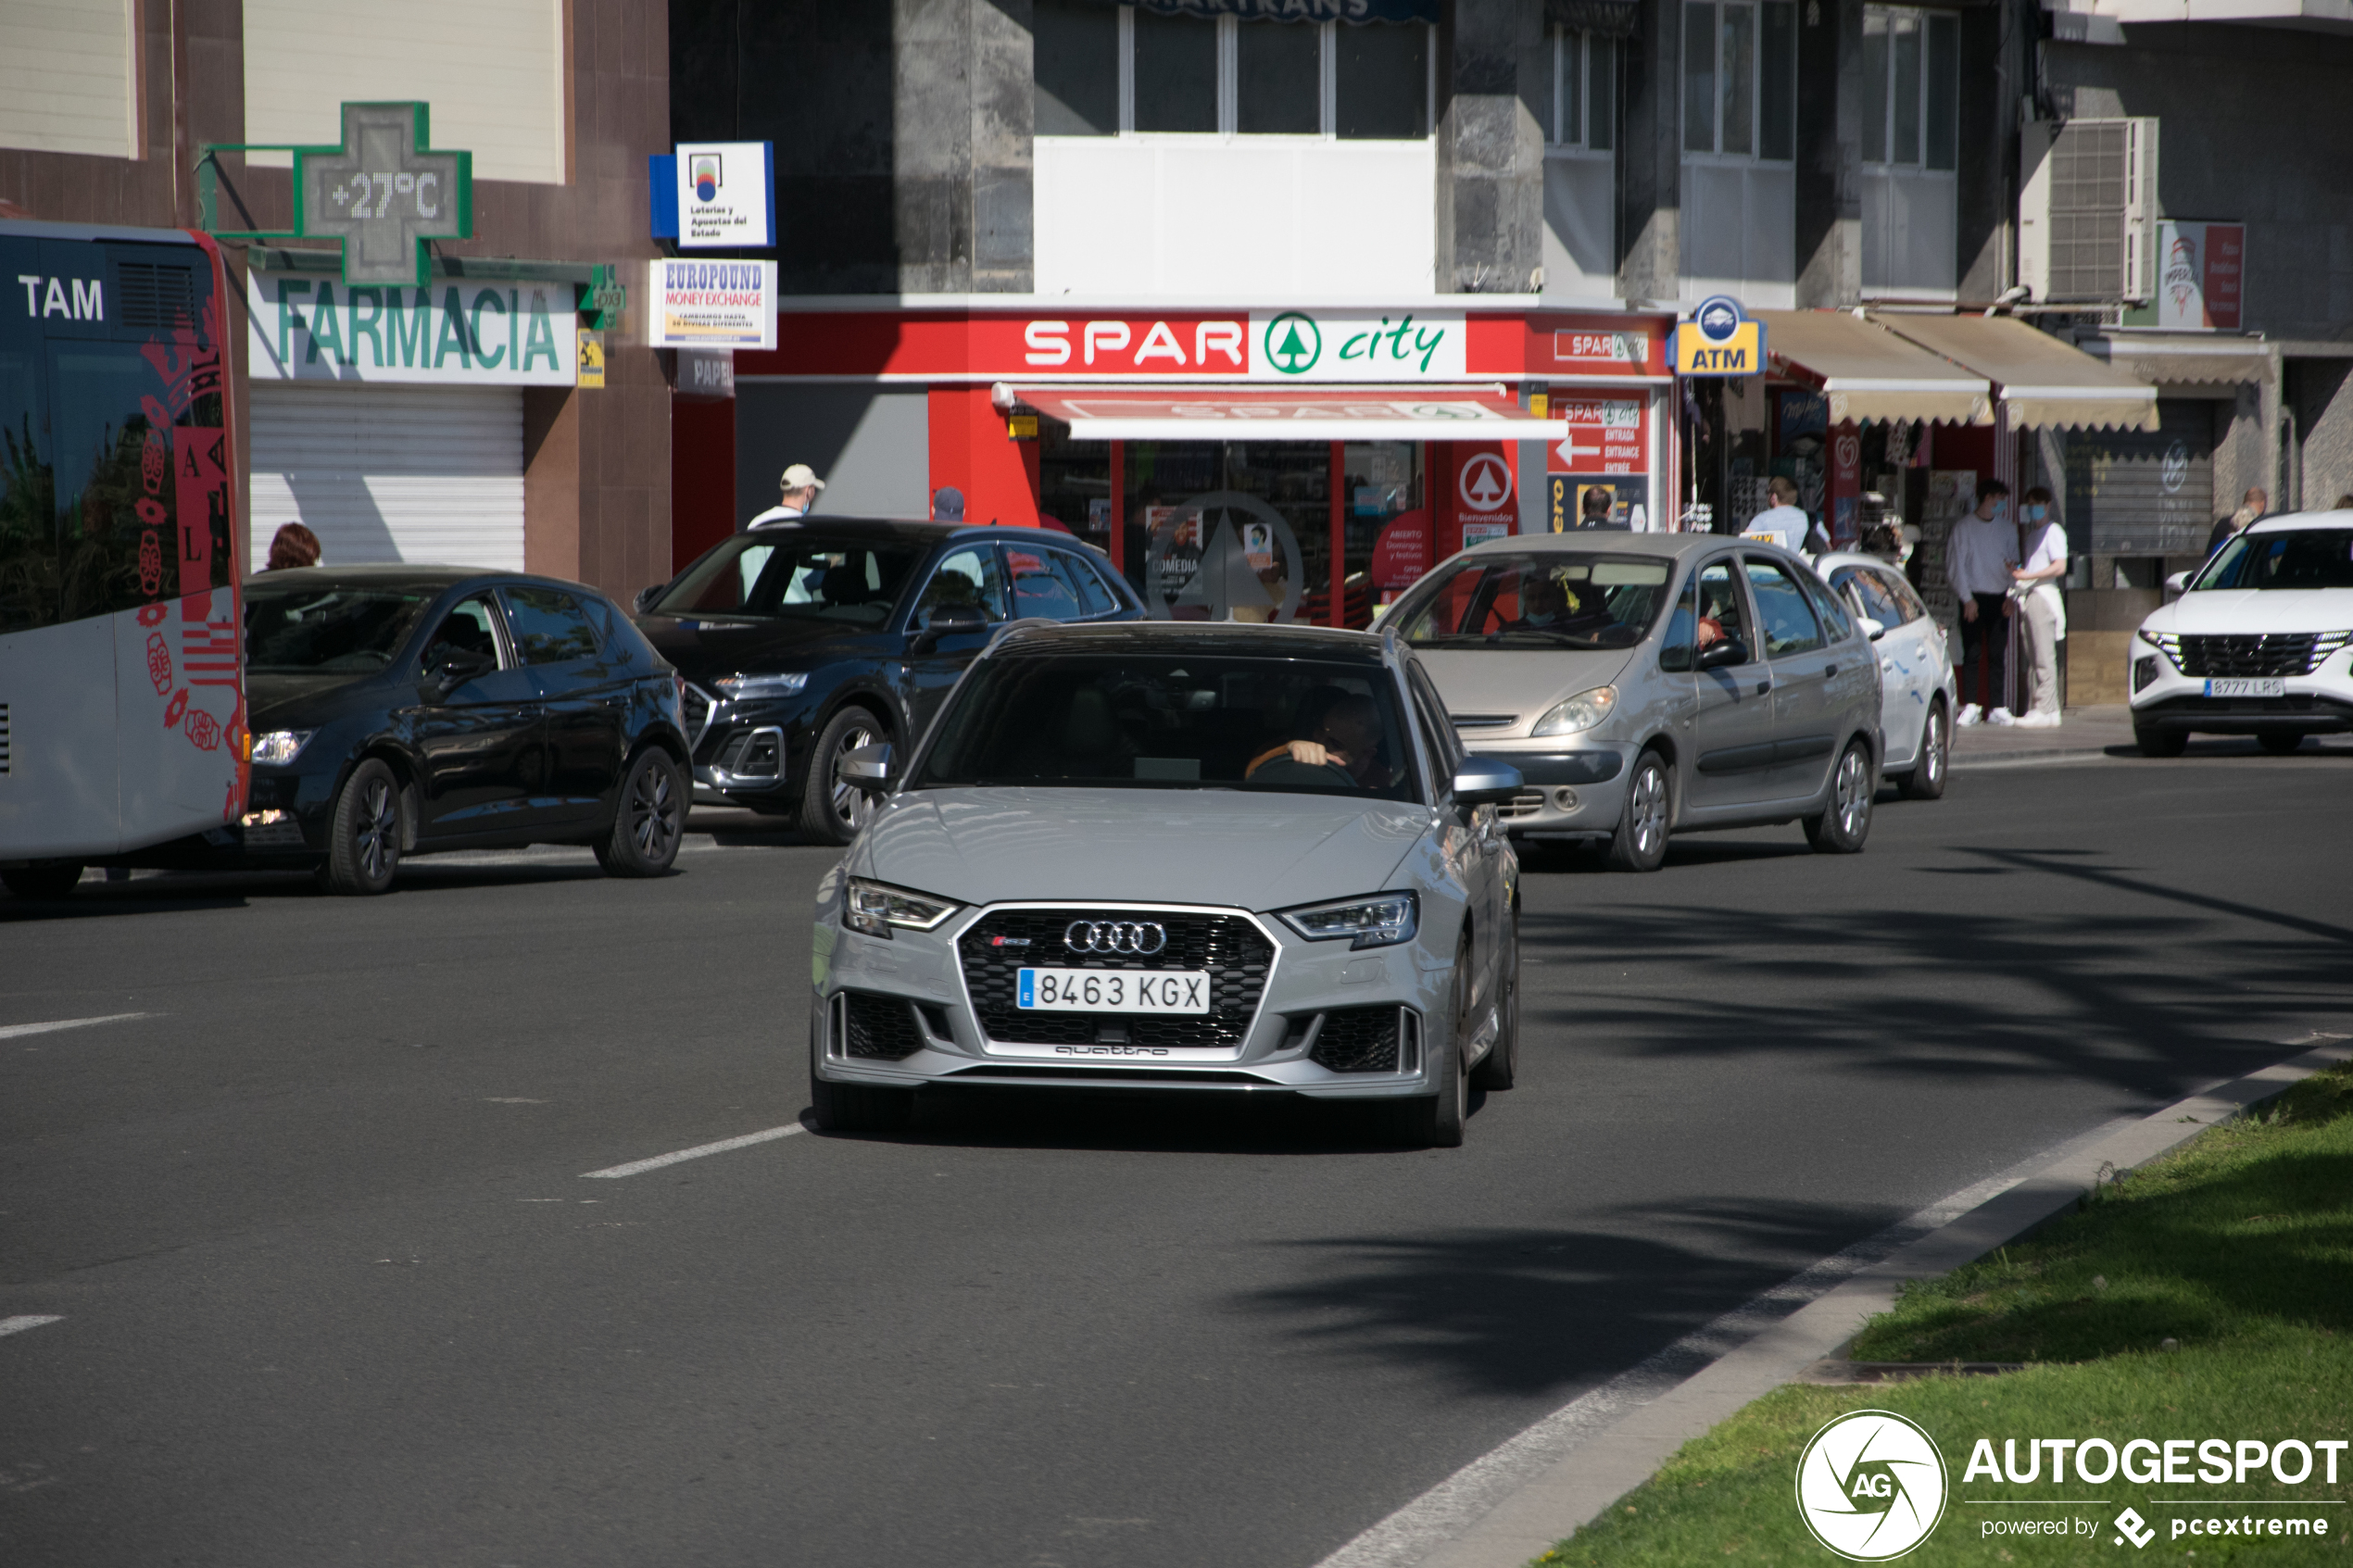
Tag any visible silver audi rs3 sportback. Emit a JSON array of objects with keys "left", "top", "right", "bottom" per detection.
[{"left": 806, "top": 620, "right": 1525, "bottom": 1148}]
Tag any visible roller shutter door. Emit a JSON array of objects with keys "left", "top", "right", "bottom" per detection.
[
  {"left": 247, "top": 383, "right": 526, "bottom": 571},
  {"left": 2062, "top": 398, "right": 2216, "bottom": 558}
]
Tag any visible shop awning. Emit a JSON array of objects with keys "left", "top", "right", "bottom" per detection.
[
  {"left": 2083, "top": 332, "right": 2276, "bottom": 389},
  {"left": 999, "top": 383, "right": 1565, "bottom": 443},
  {"left": 1871, "top": 313, "right": 2161, "bottom": 432},
  {"left": 1753, "top": 310, "right": 1994, "bottom": 426}
]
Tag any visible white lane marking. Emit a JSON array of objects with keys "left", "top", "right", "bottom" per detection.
[
  {"left": 485, "top": 1098, "right": 547, "bottom": 1104},
  {"left": 0, "top": 1013, "right": 150, "bottom": 1042},
  {"left": 580, "top": 1123, "right": 806, "bottom": 1179},
  {"left": 0, "top": 1316, "right": 63, "bottom": 1338}
]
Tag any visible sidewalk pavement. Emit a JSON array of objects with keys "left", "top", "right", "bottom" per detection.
[{"left": 1949, "top": 703, "right": 2135, "bottom": 765}]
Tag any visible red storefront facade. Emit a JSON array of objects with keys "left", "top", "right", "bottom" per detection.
[{"left": 673, "top": 299, "right": 1677, "bottom": 625}]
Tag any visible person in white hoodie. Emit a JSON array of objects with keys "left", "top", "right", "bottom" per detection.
[{"left": 2010, "top": 486, "right": 2069, "bottom": 728}]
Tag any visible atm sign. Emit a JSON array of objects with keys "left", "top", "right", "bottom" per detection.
[{"left": 1673, "top": 320, "right": 1763, "bottom": 374}]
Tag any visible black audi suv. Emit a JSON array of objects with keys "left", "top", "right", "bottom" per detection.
[{"left": 631, "top": 521, "right": 1144, "bottom": 842}]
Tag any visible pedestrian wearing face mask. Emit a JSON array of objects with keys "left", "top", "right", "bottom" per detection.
[
  {"left": 2009, "top": 486, "right": 2068, "bottom": 728},
  {"left": 1944, "top": 479, "right": 2020, "bottom": 726}
]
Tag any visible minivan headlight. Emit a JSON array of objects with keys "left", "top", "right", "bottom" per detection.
[
  {"left": 250, "top": 730, "right": 314, "bottom": 766},
  {"left": 1276, "top": 891, "right": 1418, "bottom": 949},
  {"left": 715, "top": 671, "right": 811, "bottom": 701},
  {"left": 844, "top": 877, "right": 960, "bottom": 939},
  {"left": 1531, "top": 685, "right": 1617, "bottom": 737}
]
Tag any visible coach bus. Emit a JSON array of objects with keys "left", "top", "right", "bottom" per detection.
[{"left": 0, "top": 219, "right": 246, "bottom": 898}]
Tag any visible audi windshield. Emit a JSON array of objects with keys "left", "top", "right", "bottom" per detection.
[
  {"left": 1390, "top": 554, "right": 1674, "bottom": 648},
  {"left": 911, "top": 651, "right": 1422, "bottom": 801},
  {"left": 649, "top": 535, "right": 921, "bottom": 625}
]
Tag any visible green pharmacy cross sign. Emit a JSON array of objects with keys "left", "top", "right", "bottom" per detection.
[{"left": 202, "top": 103, "right": 472, "bottom": 288}]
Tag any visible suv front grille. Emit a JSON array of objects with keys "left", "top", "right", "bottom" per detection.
[
  {"left": 2168, "top": 633, "right": 2342, "bottom": 677},
  {"left": 958, "top": 908, "right": 1274, "bottom": 1049},
  {"left": 842, "top": 991, "right": 925, "bottom": 1060}
]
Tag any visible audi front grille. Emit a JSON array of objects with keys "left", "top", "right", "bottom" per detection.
[{"left": 956, "top": 908, "right": 1274, "bottom": 1049}]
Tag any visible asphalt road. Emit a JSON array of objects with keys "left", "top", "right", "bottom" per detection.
[{"left": 5, "top": 746, "right": 2351, "bottom": 1568}]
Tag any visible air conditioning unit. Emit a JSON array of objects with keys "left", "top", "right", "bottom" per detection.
[{"left": 2019, "top": 117, "right": 2158, "bottom": 305}]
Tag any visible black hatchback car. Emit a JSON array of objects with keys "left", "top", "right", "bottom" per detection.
[
  {"left": 228, "top": 566, "right": 692, "bottom": 894},
  {"left": 632, "top": 521, "right": 1144, "bottom": 841}
]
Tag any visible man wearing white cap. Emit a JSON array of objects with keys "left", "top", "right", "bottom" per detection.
[{"left": 746, "top": 463, "right": 825, "bottom": 529}]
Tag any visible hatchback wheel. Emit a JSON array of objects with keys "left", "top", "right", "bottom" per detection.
[
  {"left": 1384, "top": 935, "right": 1472, "bottom": 1148},
  {"left": 322, "top": 759, "right": 402, "bottom": 895},
  {"left": 1804, "top": 740, "right": 1874, "bottom": 853},
  {"left": 597, "top": 748, "right": 687, "bottom": 876},
  {"left": 1468, "top": 919, "right": 1518, "bottom": 1092},
  {"left": 1902, "top": 700, "right": 1948, "bottom": 800},
  {"left": 800, "top": 707, "right": 886, "bottom": 845},
  {"left": 1603, "top": 749, "right": 1670, "bottom": 872}
]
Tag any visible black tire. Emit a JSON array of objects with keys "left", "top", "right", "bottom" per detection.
[
  {"left": 1803, "top": 740, "right": 1874, "bottom": 854},
  {"left": 1602, "top": 748, "right": 1671, "bottom": 872},
  {"left": 1, "top": 864, "right": 83, "bottom": 900},
  {"left": 1901, "top": 700, "right": 1949, "bottom": 800},
  {"left": 2135, "top": 724, "right": 2188, "bottom": 758},
  {"left": 2259, "top": 731, "right": 2305, "bottom": 756},
  {"left": 596, "top": 747, "right": 687, "bottom": 876},
  {"left": 321, "top": 758, "right": 402, "bottom": 895},
  {"left": 1469, "top": 914, "right": 1518, "bottom": 1092},
  {"left": 799, "top": 706, "right": 887, "bottom": 846},
  {"left": 1383, "top": 936, "right": 1472, "bottom": 1148},
  {"left": 809, "top": 1067, "right": 914, "bottom": 1134}
]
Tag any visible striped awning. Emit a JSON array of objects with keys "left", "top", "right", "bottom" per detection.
[
  {"left": 1871, "top": 313, "right": 2160, "bottom": 433},
  {"left": 1754, "top": 309, "right": 1993, "bottom": 426}
]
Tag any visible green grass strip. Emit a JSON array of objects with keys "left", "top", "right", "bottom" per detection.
[{"left": 1537, "top": 1064, "right": 2353, "bottom": 1565}]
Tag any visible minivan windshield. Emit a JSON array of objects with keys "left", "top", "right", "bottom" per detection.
[
  {"left": 2194, "top": 528, "right": 2353, "bottom": 591},
  {"left": 245, "top": 584, "right": 437, "bottom": 673},
  {"left": 912, "top": 652, "right": 1420, "bottom": 802},
  {"left": 1391, "top": 554, "right": 1674, "bottom": 648},
  {"left": 649, "top": 535, "right": 922, "bottom": 624}
]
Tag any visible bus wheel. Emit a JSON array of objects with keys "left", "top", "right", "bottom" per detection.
[
  {"left": 2, "top": 864, "right": 84, "bottom": 900},
  {"left": 322, "top": 759, "right": 403, "bottom": 895}
]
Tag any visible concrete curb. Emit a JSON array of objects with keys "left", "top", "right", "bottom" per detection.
[{"left": 1322, "top": 1033, "right": 2351, "bottom": 1568}]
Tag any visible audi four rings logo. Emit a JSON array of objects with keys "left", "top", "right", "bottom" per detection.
[{"left": 1064, "top": 921, "right": 1168, "bottom": 955}]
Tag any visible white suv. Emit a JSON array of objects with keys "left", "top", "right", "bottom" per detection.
[{"left": 2129, "top": 513, "right": 2353, "bottom": 756}]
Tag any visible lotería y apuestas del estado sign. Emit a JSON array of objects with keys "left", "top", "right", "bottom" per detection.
[{"left": 246, "top": 269, "right": 579, "bottom": 384}]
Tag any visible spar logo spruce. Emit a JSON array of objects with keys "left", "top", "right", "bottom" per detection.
[{"left": 1794, "top": 1410, "right": 1950, "bottom": 1561}]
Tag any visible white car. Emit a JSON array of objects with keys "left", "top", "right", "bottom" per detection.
[
  {"left": 2130, "top": 513, "right": 2353, "bottom": 755},
  {"left": 1817, "top": 552, "right": 1957, "bottom": 799}
]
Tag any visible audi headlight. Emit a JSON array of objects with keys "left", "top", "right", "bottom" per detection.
[
  {"left": 844, "top": 877, "right": 960, "bottom": 939},
  {"left": 1530, "top": 685, "right": 1617, "bottom": 737},
  {"left": 250, "top": 730, "right": 315, "bottom": 766},
  {"left": 715, "top": 671, "right": 811, "bottom": 701},
  {"left": 1276, "top": 891, "right": 1418, "bottom": 950}
]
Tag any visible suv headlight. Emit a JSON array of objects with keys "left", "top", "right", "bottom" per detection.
[
  {"left": 844, "top": 877, "right": 960, "bottom": 939},
  {"left": 1276, "top": 891, "right": 1418, "bottom": 950},
  {"left": 1530, "top": 685, "right": 1617, "bottom": 737},
  {"left": 250, "top": 730, "right": 315, "bottom": 766},
  {"left": 715, "top": 671, "right": 811, "bottom": 701}
]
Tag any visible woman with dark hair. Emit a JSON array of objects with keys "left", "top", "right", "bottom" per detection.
[{"left": 265, "top": 522, "right": 321, "bottom": 571}]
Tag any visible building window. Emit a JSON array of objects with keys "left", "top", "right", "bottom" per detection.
[
  {"left": 1541, "top": 28, "right": 1617, "bottom": 151},
  {"left": 1681, "top": 2, "right": 1795, "bottom": 162},
  {"left": 1861, "top": 7, "right": 1957, "bottom": 171},
  {"left": 1033, "top": 3, "right": 1430, "bottom": 139}
]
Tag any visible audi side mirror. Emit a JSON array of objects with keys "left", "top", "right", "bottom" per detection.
[
  {"left": 1696, "top": 635, "right": 1749, "bottom": 671},
  {"left": 633, "top": 583, "right": 667, "bottom": 614},
  {"left": 1451, "top": 758, "right": 1524, "bottom": 809},
  {"left": 1858, "top": 616, "right": 1886, "bottom": 642},
  {"left": 912, "top": 602, "right": 988, "bottom": 650},
  {"left": 837, "top": 741, "right": 894, "bottom": 797}
]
